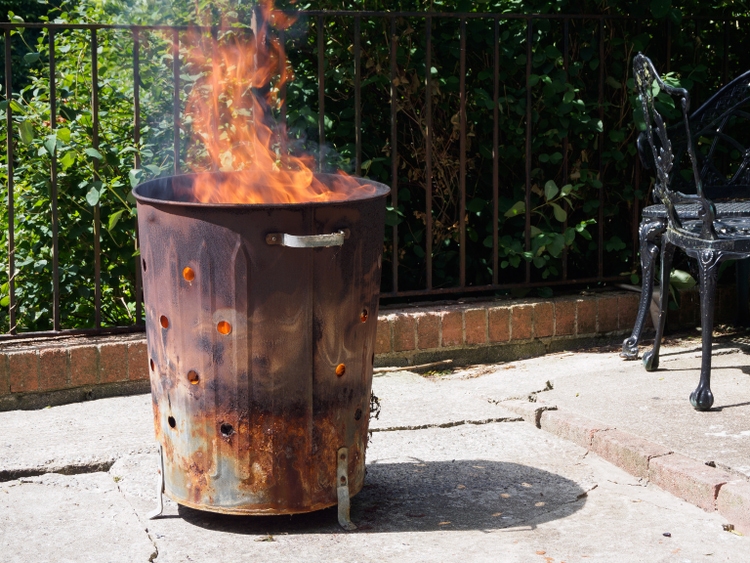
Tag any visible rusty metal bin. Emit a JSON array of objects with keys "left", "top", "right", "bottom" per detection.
[{"left": 134, "top": 172, "right": 389, "bottom": 517}]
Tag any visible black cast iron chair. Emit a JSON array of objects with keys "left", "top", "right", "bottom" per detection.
[
  {"left": 621, "top": 56, "right": 750, "bottom": 362},
  {"left": 633, "top": 52, "right": 750, "bottom": 410}
]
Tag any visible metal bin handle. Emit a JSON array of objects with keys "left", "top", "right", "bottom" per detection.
[{"left": 265, "top": 229, "right": 349, "bottom": 248}]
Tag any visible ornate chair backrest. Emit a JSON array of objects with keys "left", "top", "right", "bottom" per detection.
[
  {"left": 633, "top": 53, "right": 716, "bottom": 240},
  {"left": 686, "top": 69, "right": 750, "bottom": 199}
]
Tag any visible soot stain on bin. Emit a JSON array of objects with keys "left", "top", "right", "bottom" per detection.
[{"left": 312, "top": 316, "right": 323, "bottom": 343}]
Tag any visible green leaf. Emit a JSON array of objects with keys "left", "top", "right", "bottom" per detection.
[
  {"left": 548, "top": 233, "right": 566, "bottom": 258},
  {"left": 650, "top": 0, "right": 671, "bottom": 19},
  {"left": 23, "top": 52, "right": 40, "bottom": 64},
  {"left": 504, "top": 201, "right": 525, "bottom": 218},
  {"left": 0, "top": 295, "right": 8, "bottom": 307},
  {"left": 564, "top": 227, "right": 576, "bottom": 245},
  {"left": 85, "top": 147, "right": 103, "bottom": 160},
  {"left": 59, "top": 151, "right": 76, "bottom": 170},
  {"left": 86, "top": 186, "right": 101, "bottom": 207},
  {"left": 544, "top": 180, "right": 558, "bottom": 201},
  {"left": 18, "top": 121, "right": 34, "bottom": 144},
  {"left": 670, "top": 269, "right": 696, "bottom": 291},
  {"left": 129, "top": 168, "right": 143, "bottom": 188},
  {"left": 107, "top": 209, "right": 125, "bottom": 231},
  {"left": 385, "top": 206, "right": 403, "bottom": 227},
  {"left": 466, "top": 198, "right": 486, "bottom": 213},
  {"left": 56, "top": 127, "right": 71, "bottom": 143},
  {"left": 551, "top": 202, "right": 567, "bottom": 222},
  {"left": 43, "top": 133, "right": 57, "bottom": 156},
  {"left": 562, "top": 90, "right": 575, "bottom": 104},
  {"left": 605, "top": 76, "right": 622, "bottom": 90},
  {"left": 605, "top": 235, "right": 626, "bottom": 252},
  {"left": 530, "top": 225, "right": 542, "bottom": 237},
  {"left": 560, "top": 184, "right": 574, "bottom": 197}
]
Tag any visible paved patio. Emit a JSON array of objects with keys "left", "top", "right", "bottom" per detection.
[{"left": 1, "top": 332, "right": 749, "bottom": 562}]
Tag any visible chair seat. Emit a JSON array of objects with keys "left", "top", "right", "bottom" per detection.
[
  {"left": 680, "top": 216, "right": 750, "bottom": 238},
  {"left": 642, "top": 200, "right": 750, "bottom": 220}
]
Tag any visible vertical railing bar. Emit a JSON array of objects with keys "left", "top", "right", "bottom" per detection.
[
  {"left": 632, "top": 153, "right": 641, "bottom": 271},
  {"left": 666, "top": 19, "right": 671, "bottom": 72},
  {"left": 354, "top": 15, "right": 362, "bottom": 176},
  {"left": 92, "top": 28, "right": 102, "bottom": 329},
  {"left": 425, "top": 16, "right": 433, "bottom": 289},
  {"left": 276, "top": 29, "right": 288, "bottom": 158},
  {"left": 5, "top": 30, "right": 16, "bottom": 334},
  {"left": 693, "top": 19, "right": 701, "bottom": 106},
  {"left": 133, "top": 28, "right": 142, "bottom": 324},
  {"left": 318, "top": 15, "right": 325, "bottom": 171},
  {"left": 459, "top": 18, "right": 466, "bottom": 288},
  {"left": 390, "top": 15, "right": 399, "bottom": 293},
  {"left": 597, "top": 18, "right": 605, "bottom": 279},
  {"left": 172, "top": 29, "right": 180, "bottom": 175},
  {"left": 524, "top": 19, "right": 532, "bottom": 284},
  {"left": 49, "top": 29, "right": 60, "bottom": 331},
  {"left": 722, "top": 19, "right": 729, "bottom": 85},
  {"left": 492, "top": 16, "right": 499, "bottom": 286},
  {"left": 279, "top": 28, "right": 287, "bottom": 141},
  {"left": 634, "top": 16, "right": 645, "bottom": 274},
  {"left": 561, "top": 18, "right": 570, "bottom": 281}
]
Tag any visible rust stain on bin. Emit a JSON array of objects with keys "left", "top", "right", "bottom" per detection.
[{"left": 135, "top": 171, "right": 388, "bottom": 515}]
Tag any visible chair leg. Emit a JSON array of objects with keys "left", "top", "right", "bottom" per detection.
[
  {"left": 642, "top": 240, "right": 674, "bottom": 371},
  {"left": 690, "top": 250, "right": 720, "bottom": 411},
  {"left": 736, "top": 258, "right": 750, "bottom": 327},
  {"left": 622, "top": 218, "right": 666, "bottom": 359}
]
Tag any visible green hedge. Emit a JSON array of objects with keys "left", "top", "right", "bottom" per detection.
[{"left": 0, "top": 0, "right": 748, "bottom": 331}]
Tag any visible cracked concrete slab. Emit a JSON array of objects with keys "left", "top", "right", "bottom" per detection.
[
  {"left": 370, "top": 370, "right": 522, "bottom": 431},
  {"left": 0, "top": 472, "right": 156, "bottom": 563},
  {"left": 0, "top": 394, "right": 156, "bottom": 481},
  {"left": 108, "top": 423, "right": 746, "bottom": 562}
]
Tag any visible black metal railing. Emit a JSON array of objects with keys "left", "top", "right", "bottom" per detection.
[{"left": 1, "top": 12, "right": 748, "bottom": 339}]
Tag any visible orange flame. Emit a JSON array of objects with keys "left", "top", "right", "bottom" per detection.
[{"left": 183, "top": 2, "right": 373, "bottom": 204}]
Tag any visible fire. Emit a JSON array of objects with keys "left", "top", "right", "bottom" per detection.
[{"left": 182, "top": 2, "right": 373, "bottom": 204}]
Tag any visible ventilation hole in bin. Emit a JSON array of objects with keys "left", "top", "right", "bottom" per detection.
[
  {"left": 217, "top": 321, "right": 232, "bottom": 335},
  {"left": 150, "top": 359, "right": 155, "bottom": 371},
  {"left": 187, "top": 370, "right": 200, "bottom": 385},
  {"left": 220, "top": 423, "right": 234, "bottom": 437},
  {"left": 355, "top": 408, "right": 362, "bottom": 421},
  {"left": 360, "top": 309, "right": 369, "bottom": 323},
  {"left": 182, "top": 267, "right": 195, "bottom": 282},
  {"left": 168, "top": 416, "right": 176, "bottom": 429},
  {"left": 340, "top": 476, "right": 347, "bottom": 485},
  {"left": 142, "top": 259, "right": 146, "bottom": 272},
  {"left": 371, "top": 352, "right": 375, "bottom": 366},
  {"left": 160, "top": 315, "right": 169, "bottom": 329},
  {"left": 336, "top": 363, "right": 346, "bottom": 377}
]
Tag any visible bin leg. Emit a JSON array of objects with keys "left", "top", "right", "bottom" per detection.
[
  {"left": 336, "top": 447, "right": 357, "bottom": 531},
  {"left": 147, "top": 444, "right": 165, "bottom": 520}
]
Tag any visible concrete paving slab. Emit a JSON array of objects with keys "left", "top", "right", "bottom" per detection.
[
  {"left": 0, "top": 394, "right": 156, "bottom": 480},
  {"left": 370, "top": 371, "right": 521, "bottom": 431},
  {"left": 0, "top": 472, "right": 156, "bottom": 563},
  {"left": 108, "top": 423, "right": 745, "bottom": 563},
  {"left": 531, "top": 337, "right": 750, "bottom": 480},
  {"left": 2, "top": 337, "right": 749, "bottom": 561}
]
